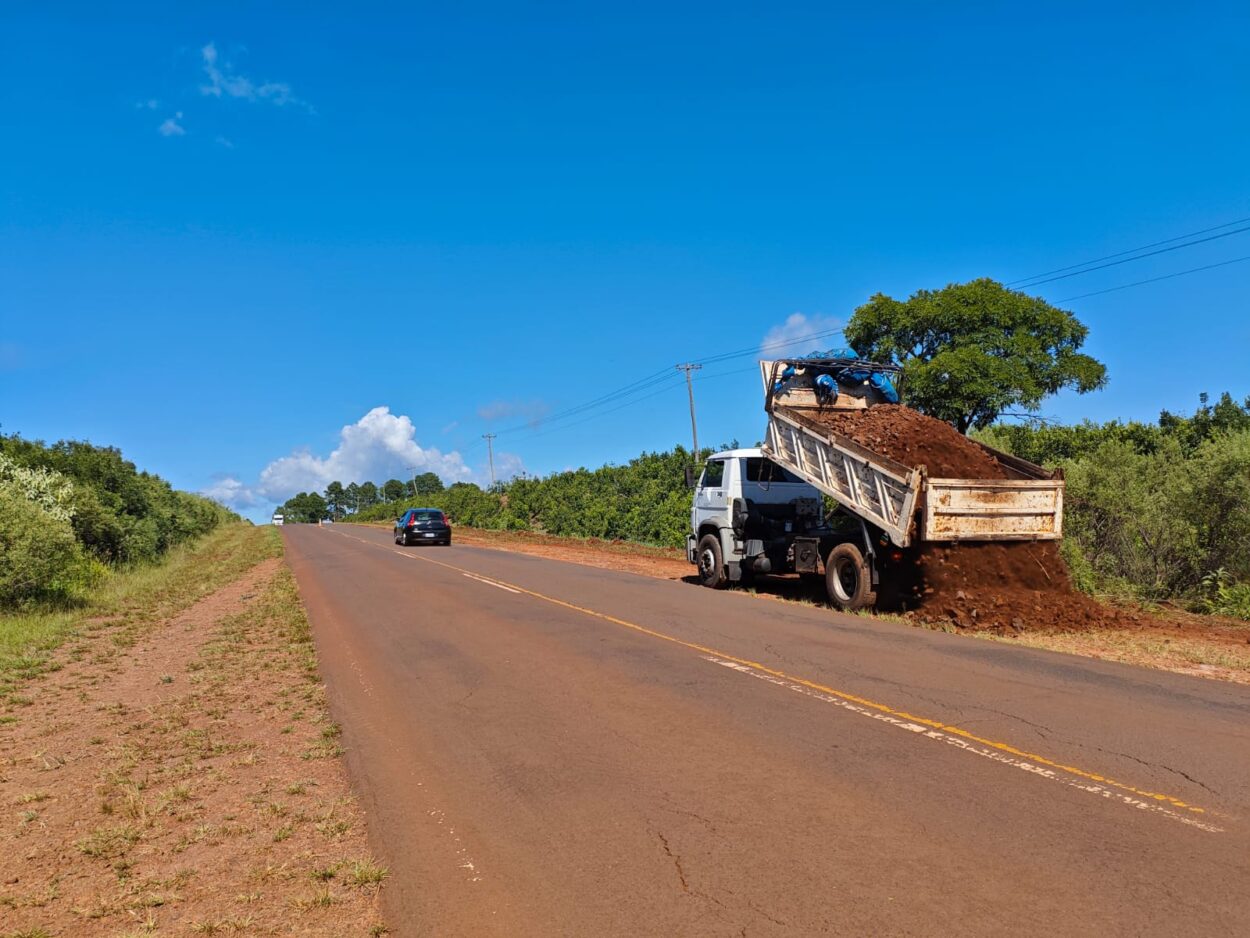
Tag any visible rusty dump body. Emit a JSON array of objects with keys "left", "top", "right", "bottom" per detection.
[{"left": 759, "top": 360, "right": 1064, "bottom": 547}]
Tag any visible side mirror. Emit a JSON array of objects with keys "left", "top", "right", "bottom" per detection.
[{"left": 684, "top": 466, "right": 698, "bottom": 490}]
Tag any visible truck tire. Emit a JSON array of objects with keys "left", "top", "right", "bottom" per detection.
[
  {"left": 697, "top": 533, "right": 728, "bottom": 589},
  {"left": 825, "top": 543, "right": 876, "bottom": 611}
]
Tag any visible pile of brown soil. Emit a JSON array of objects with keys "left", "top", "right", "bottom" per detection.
[
  {"left": 901, "top": 541, "right": 1150, "bottom": 634},
  {"left": 806, "top": 404, "right": 1147, "bottom": 633},
  {"left": 811, "top": 404, "right": 1011, "bottom": 478}
]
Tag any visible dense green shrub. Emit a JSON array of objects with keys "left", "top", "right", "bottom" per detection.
[
  {"left": 0, "top": 434, "right": 236, "bottom": 609},
  {"left": 0, "top": 485, "right": 101, "bottom": 606},
  {"left": 0, "top": 435, "right": 235, "bottom": 569}
]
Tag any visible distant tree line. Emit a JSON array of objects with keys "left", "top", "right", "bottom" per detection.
[
  {"left": 277, "top": 471, "right": 447, "bottom": 523},
  {"left": 0, "top": 435, "right": 237, "bottom": 608}
]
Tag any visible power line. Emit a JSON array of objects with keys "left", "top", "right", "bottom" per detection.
[
  {"left": 1008, "top": 215, "right": 1250, "bottom": 287},
  {"left": 490, "top": 324, "right": 846, "bottom": 439},
  {"left": 1013, "top": 223, "right": 1250, "bottom": 289},
  {"left": 1057, "top": 253, "right": 1250, "bottom": 301}
]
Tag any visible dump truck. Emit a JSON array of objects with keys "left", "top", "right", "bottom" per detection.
[{"left": 686, "top": 356, "right": 1064, "bottom": 610}]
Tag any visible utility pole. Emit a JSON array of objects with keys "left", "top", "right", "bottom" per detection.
[
  {"left": 676, "top": 363, "right": 702, "bottom": 459},
  {"left": 482, "top": 434, "right": 497, "bottom": 488}
]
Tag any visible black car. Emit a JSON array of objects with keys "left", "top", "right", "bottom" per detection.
[{"left": 394, "top": 508, "right": 452, "bottom": 546}]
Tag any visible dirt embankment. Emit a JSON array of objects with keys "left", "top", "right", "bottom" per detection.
[{"left": 810, "top": 404, "right": 1153, "bottom": 634}]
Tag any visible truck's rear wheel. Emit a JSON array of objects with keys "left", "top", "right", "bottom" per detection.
[
  {"left": 825, "top": 543, "right": 876, "bottom": 611},
  {"left": 697, "top": 533, "right": 728, "bottom": 589}
]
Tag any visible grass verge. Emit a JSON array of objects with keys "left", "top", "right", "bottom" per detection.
[{"left": 0, "top": 524, "right": 280, "bottom": 703}]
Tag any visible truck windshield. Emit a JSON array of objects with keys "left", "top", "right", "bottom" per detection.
[{"left": 744, "top": 458, "right": 803, "bottom": 484}]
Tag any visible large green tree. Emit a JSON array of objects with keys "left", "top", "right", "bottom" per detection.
[
  {"left": 411, "top": 471, "right": 445, "bottom": 496},
  {"left": 281, "top": 491, "right": 328, "bottom": 523},
  {"left": 381, "top": 478, "right": 406, "bottom": 502},
  {"left": 324, "top": 481, "right": 346, "bottom": 519},
  {"left": 844, "top": 278, "right": 1107, "bottom": 432}
]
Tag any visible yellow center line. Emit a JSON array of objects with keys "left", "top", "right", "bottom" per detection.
[{"left": 332, "top": 529, "right": 1215, "bottom": 824}]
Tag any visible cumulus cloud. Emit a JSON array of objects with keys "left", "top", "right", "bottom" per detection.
[
  {"left": 490, "top": 451, "right": 527, "bottom": 484},
  {"left": 476, "top": 399, "right": 550, "bottom": 425},
  {"left": 158, "top": 112, "right": 186, "bottom": 136},
  {"left": 202, "top": 475, "right": 259, "bottom": 509},
  {"left": 255, "top": 407, "right": 475, "bottom": 501},
  {"left": 760, "top": 312, "right": 844, "bottom": 357},
  {"left": 200, "top": 42, "right": 311, "bottom": 111},
  {"left": 203, "top": 407, "right": 518, "bottom": 511}
]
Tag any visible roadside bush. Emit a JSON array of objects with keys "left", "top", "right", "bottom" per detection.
[
  {"left": 1029, "top": 430, "right": 1250, "bottom": 612},
  {"left": 1202, "top": 570, "right": 1250, "bottom": 620},
  {"left": 0, "top": 434, "right": 236, "bottom": 568},
  {"left": 0, "top": 485, "right": 100, "bottom": 607}
]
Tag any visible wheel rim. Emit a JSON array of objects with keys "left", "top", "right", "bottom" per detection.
[
  {"left": 833, "top": 558, "right": 858, "bottom": 602},
  {"left": 699, "top": 547, "right": 718, "bottom": 579}
]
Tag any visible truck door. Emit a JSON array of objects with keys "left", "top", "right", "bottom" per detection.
[{"left": 694, "top": 458, "right": 728, "bottom": 528}]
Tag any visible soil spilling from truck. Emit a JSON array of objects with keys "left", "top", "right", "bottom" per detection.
[
  {"left": 808, "top": 404, "right": 1145, "bottom": 633},
  {"left": 811, "top": 404, "right": 1012, "bottom": 479}
]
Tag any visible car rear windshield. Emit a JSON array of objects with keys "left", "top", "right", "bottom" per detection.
[{"left": 411, "top": 510, "right": 444, "bottom": 521}]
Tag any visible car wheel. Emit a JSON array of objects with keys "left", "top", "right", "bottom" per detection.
[
  {"left": 825, "top": 543, "right": 876, "bottom": 611},
  {"left": 697, "top": 533, "right": 728, "bottom": 589}
]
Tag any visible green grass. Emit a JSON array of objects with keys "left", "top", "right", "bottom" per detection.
[{"left": 0, "top": 524, "right": 280, "bottom": 704}]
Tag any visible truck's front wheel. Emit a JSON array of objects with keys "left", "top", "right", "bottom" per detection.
[
  {"left": 697, "top": 534, "right": 728, "bottom": 589},
  {"left": 825, "top": 543, "right": 876, "bottom": 611}
]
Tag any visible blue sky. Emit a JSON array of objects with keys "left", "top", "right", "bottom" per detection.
[{"left": 3, "top": 2, "right": 1249, "bottom": 521}]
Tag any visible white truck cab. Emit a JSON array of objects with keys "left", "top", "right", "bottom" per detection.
[{"left": 687, "top": 448, "right": 826, "bottom": 587}]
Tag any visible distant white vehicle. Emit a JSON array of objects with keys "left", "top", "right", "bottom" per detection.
[{"left": 271, "top": 513, "right": 285, "bottom": 526}]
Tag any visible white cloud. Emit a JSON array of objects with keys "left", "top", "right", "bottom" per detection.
[
  {"left": 440, "top": 420, "right": 459, "bottom": 434},
  {"left": 256, "top": 407, "right": 477, "bottom": 502},
  {"left": 136, "top": 98, "right": 160, "bottom": 110},
  {"left": 760, "top": 312, "right": 844, "bottom": 357},
  {"left": 214, "top": 135, "right": 235, "bottom": 148},
  {"left": 205, "top": 407, "right": 521, "bottom": 512},
  {"left": 158, "top": 112, "right": 186, "bottom": 136},
  {"left": 491, "top": 452, "right": 526, "bottom": 484},
  {"left": 202, "top": 475, "right": 259, "bottom": 509},
  {"left": 476, "top": 399, "right": 550, "bottom": 425},
  {"left": 200, "top": 41, "right": 311, "bottom": 111}
]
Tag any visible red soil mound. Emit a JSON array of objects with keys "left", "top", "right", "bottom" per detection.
[{"left": 903, "top": 541, "right": 1149, "bottom": 633}]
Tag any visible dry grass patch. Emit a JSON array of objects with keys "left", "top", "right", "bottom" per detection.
[{"left": 0, "top": 526, "right": 388, "bottom": 935}]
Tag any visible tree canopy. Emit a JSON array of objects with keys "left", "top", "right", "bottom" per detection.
[
  {"left": 844, "top": 278, "right": 1107, "bottom": 432},
  {"left": 411, "top": 471, "right": 445, "bottom": 496}
]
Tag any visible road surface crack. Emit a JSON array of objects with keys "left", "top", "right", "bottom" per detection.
[
  {"left": 656, "top": 832, "right": 689, "bottom": 892},
  {"left": 1086, "top": 746, "right": 1218, "bottom": 795}
]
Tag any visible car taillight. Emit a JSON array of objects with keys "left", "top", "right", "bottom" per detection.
[
  {"left": 441, "top": 513, "right": 450, "bottom": 526},
  {"left": 407, "top": 518, "right": 416, "bottom": 528}
]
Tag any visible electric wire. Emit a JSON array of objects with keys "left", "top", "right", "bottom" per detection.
[
  {"left": 1008, "top": 215, "right": 1250, "bottom": 287},
  {"left": 1012, "top": 224, "right": 1250, "bottom": 289},
  {"left": 489, "top": 325, "right": 847, "bottom": 439},
  {"left": 1057, "top": 253, "right": 1250, "bottom": 302}
]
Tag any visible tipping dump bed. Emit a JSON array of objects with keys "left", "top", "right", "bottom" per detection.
[{"left": 759, "top": 362, "right": 1064, "bottom": 547}]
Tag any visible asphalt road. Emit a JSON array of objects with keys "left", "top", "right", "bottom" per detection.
[{"left": 284, "top": 524, "right": 1250, "bottom": 937}]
